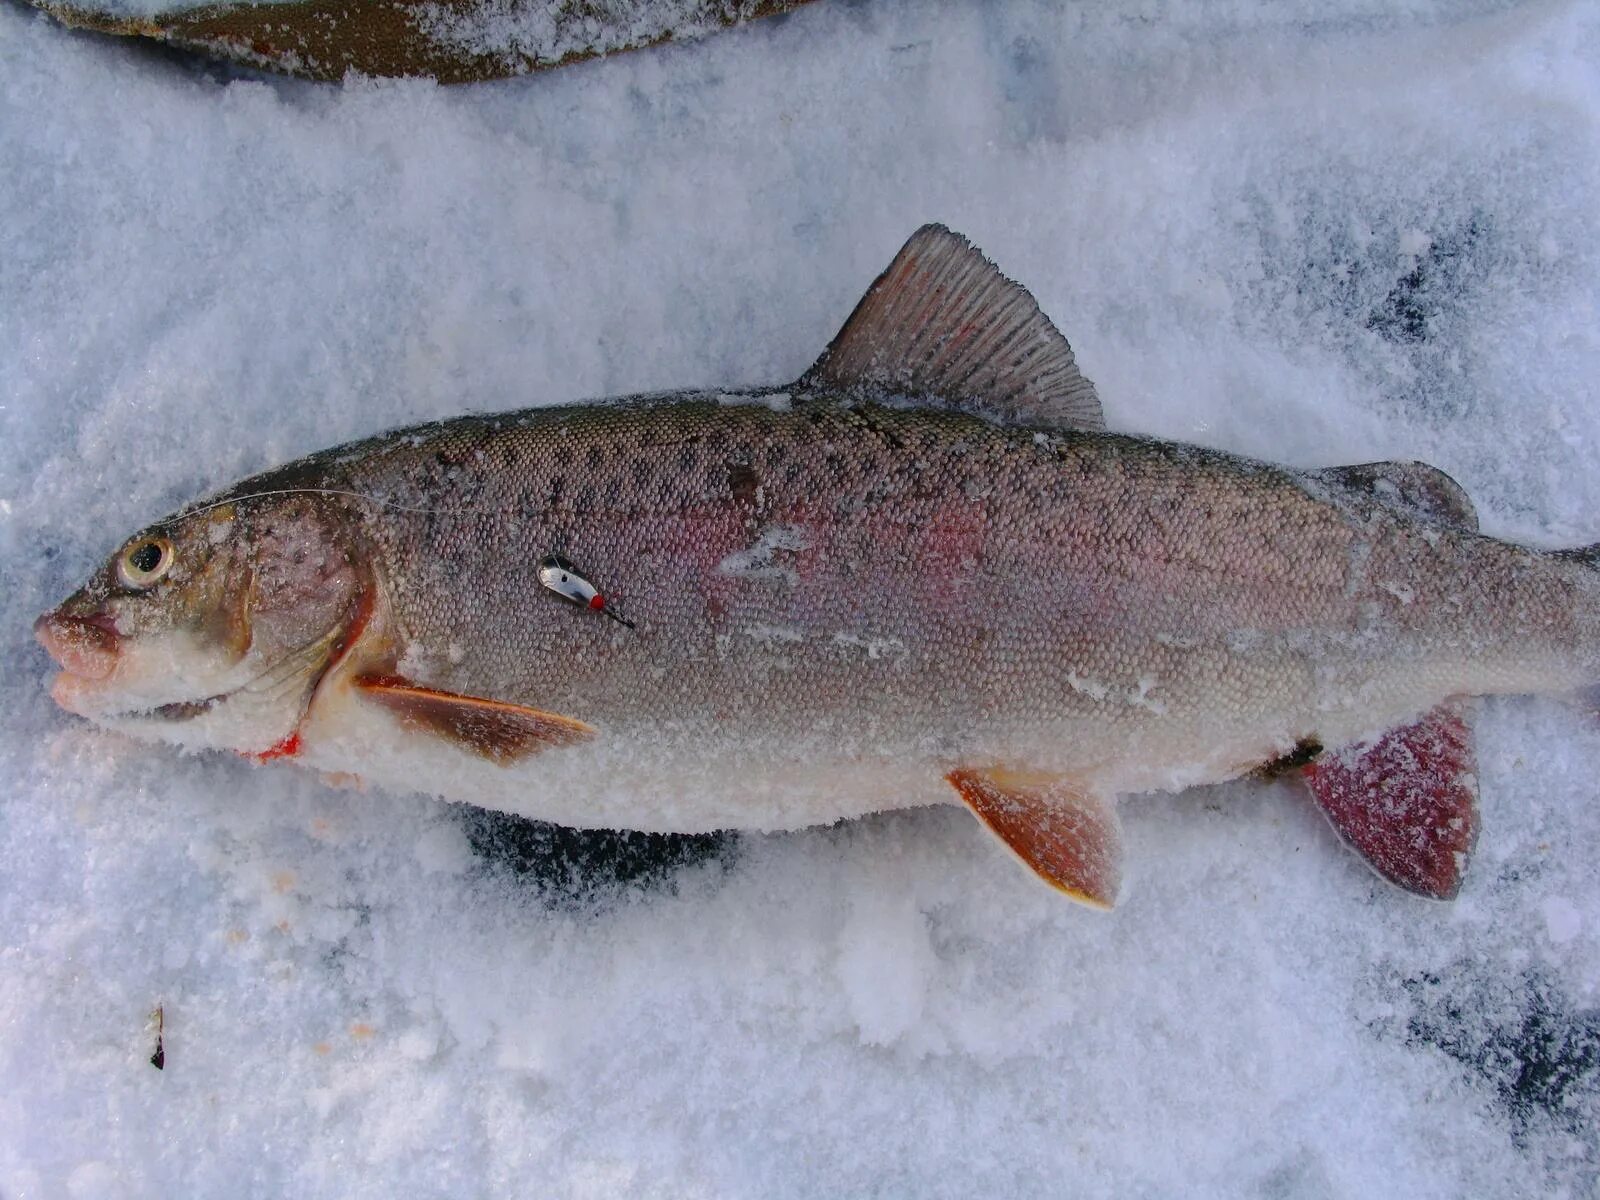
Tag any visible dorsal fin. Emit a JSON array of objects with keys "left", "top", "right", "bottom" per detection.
[
  {"left": 1312, "top": 461, "right": 1478, "bottom": 531},
  {"left": 799, "top": 225, "right": 1105, "bottom": 432}
]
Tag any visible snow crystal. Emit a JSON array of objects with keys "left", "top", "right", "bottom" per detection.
[{"left": 4, "top": 0, "right": 1600, "bottom": 1196}]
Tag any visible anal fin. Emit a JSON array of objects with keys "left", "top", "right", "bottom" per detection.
[
  {"left": 946, "top": 767, "right": 1122, "bottom": 908},
  {"left": 355, "top": 675, "right": 595, "bottom": 764},
  {"left": 1302, "top": 700, "right": 1479, "bottom": 899}
]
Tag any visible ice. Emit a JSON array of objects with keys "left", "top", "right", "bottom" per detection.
[{"left": 4, "top": 0, "right": 1600, "bottom": 1196}]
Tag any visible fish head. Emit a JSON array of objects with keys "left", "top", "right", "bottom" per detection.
[{"left": 35, "top": 494, "right": 367, "bottom": 755}]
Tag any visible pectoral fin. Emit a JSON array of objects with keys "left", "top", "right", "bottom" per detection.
[
  {"left": 946, "top": 767, "right": 1123, "bottom": 908},
  {"left": 355, "top": 674, "right": 595, "bottom": 764},
  {"left": 1302, "top": 700, "right": 1479, "bottom": 899}
]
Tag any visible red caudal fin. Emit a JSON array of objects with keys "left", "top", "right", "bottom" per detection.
[{"left": 1302, "top": 700, "right": 1479, "bottom": 900}]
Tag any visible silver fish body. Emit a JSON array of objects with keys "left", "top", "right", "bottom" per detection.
[{"left": 36, "top": 226, "right": 1600, "bottom": 903}]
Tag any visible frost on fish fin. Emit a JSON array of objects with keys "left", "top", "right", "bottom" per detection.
[
  {"left": 945, "top": 767, "right": 1122, "bottom": 908},
  {"left": 355, "top": 675, "right": 595, "bottom": 764},
  {"left": 800, "top": 224, "right": 1105, "bottom": 432},
  {"left": 1312, "top": 461, "right": 1478, "bottom": 531},
  {"left": 1302, "top": 700, "right": 1479, "bottom": 900}
]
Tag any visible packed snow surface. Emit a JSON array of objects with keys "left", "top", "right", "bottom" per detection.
[{"left": 4, "top": 0, "right": 1600, "bottom": 1196}]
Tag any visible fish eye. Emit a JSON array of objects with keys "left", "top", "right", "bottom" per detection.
[{"left": 117, "top": 537, "right": 174, "bottom": 590}]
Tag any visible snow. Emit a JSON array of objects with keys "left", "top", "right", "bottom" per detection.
[{"left": 4, "top": 0, "right": 1600, "bottom": 1196}]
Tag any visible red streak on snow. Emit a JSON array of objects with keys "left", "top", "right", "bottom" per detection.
[{"left": 252, "top": 731, "right": 303, "bottom": 763}]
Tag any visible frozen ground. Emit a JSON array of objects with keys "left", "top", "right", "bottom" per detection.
[{"left": 4, "top": 0, "right": 1600, "bottom": 1195}]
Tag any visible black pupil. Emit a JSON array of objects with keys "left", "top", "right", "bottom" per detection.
[{"left": 130, "top": 542, "right": 164, "bottom": 575}]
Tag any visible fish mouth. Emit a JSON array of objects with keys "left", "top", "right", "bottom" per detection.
[
  {"left": 35, "top": 610, "right": 223, "bottom": 722},
  {"left": 34, "top": 611, "right": 120, "bottom": 680},
  {"left": 37, "top": 604, "right": 341, "bottom": 734}
]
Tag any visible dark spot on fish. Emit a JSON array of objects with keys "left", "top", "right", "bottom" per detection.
[
  {"left": 546, "top": 476, "right": 565, "bottom": 506},
  {"left": 677, "top": 444, "right": 700, "bottom": 471},
  {"left": 585, "top": 446, "right": 604, "bottom": 468},
  {"left": 727, "top": 461, "right": 760, "bottom": 507},
  {"left": 632, "top": 460, "right": 654, "bottom": 488},
  {"left": 764, "top": 443, "right": 788, "bottom": 466}
]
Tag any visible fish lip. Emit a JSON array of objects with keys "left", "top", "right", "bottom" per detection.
[
  {"left": 37, "top": 610, "right": 220, "bottom": 722},
  {"left": 48, "top": 668, "right": 223, "bottom": 723},
  {"left": 34, "top": 611, "right": 121, "bottom": 681}
]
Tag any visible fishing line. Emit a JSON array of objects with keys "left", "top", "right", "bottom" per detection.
[{"left": 180, "top": 488, "right": 486, "bottom": 520}]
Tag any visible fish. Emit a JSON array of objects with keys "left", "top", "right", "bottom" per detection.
[
  {"left": 27, "top": 0, "right": 816, "bottom": 85},
  {"left": 35, "top": 224, "right": 1600, "bottom": 908}
]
